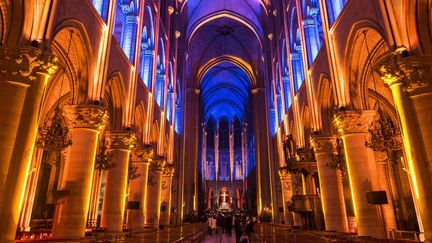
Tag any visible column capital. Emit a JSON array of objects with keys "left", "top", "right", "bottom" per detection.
[
  {"left": 278, "top": 168, "right": 290, "bottom": 181},
  {"left": 162, "top": 164, "right": 175, "bottom": 177},
  {"left": 131, "top": 145, "right": 154, "bottom": 163},
  {"left": 310, "top": 136, "right": 337, "bottom": 154},
  {"left": 150, "top": 156, "right": 166, "bottom": 172},
  {"left": 0, "top": 46, "right": 59, "bottom": 84},
  {"left": 334, "top": 110, "right": 376, "bottom": 135},
  {"left": 376, "top": 54, "right": 432, "bottom": 94},
  {"left": 62, "top": 105, "right": 108, "bottom": 130},
  {"left": 106, "top": 131, "right": 137, "bottom": 150}
]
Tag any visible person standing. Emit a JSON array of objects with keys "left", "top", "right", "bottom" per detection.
[{"left": 211, "top": 216, "right": 217, "bottom": 236}]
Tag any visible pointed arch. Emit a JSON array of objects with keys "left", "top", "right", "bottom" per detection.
[
  {"left": 343, "top": 21, "right": 390, "bottom": 109},
  {"left": 52, "top": 20, "right": 94, "bottom": 104},
  {"left": 105, "top": 72, "right": 127, "bottom": 130},
  {"left": 134, "top": 100, "right": 147, "bottom": 146},
  {"left": 316, "top": 73, "right": 335, "bottom": 134}
]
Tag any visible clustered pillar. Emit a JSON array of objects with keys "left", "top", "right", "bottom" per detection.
[
  {"left": 100, "top": 132, "right": 136, "bottom": 232},
  {"left": 311, "top": 136, "right": 348, "bottom": 232},
  {"left": 145, "top": 156, "right": 166, "bottom": 227},
  {"left": 334, "top": 110, "right": 383, "bottom": 238},
  {"left": 278, "top": 169, "right": 293, "bottom": 226},
  {"left": 0, "top": 46, "right": 58, "bottom": 241},
  {"left": 53, "top": 105, "right": 108, "bottom": 239},
  {"left": 160, "top": 165, "right": 175, "bottom": 226},
  {"left": 128, "top": 146, "right": 153, "bottom": 230},
  {"left": 378, "top": 55, "right": 432, "bottom": 241}
]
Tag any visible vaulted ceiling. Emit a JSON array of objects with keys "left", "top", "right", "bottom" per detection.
[{"left": 179, "top": 0, "right": 268, "bottom": 123}]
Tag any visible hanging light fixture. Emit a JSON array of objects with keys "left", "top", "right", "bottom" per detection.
[
  {"left": 36, "top": 31, "right": 74, "bottom": 154},
  {"left": 94, "top": 138, "right": 114, "bottom": 172}
]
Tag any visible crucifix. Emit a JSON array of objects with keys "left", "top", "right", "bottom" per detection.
[{"left": 221, "top": 191, "right": 229, "bottom": 203}]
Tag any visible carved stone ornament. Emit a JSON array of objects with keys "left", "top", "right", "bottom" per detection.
[
  {"left": 334, "top": 110, "right": 376, "bottom": 135},
  {"left": 278, "top": 168, "right": 291, "bottom": 181},
  {"left": 131, "top": 145, "right": 154, "bottom": 163},
  {"left": 162, "top": 164, "right": 175, "bottom": 177},
  {"left": 376, "top": 54, "right": 432, "bottom": 94},
  {"left": 0, "top": 46, "right": 59, "bottom": 84},
  {"left": 106, "top": 131, "right": 137, "bottom": 150},
  {"left": 62, "top": 105, "right": 108, "bottom": 130},
  {"left": 150, "top": 156, "right": 166, "bottom": 172},
  {"left": 310, "top": 136, "right": 337, "bottom": 154}
]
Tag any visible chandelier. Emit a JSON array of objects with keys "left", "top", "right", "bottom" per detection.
[
  {"left": 95, "top": 138, "right": 114, "bottom": 172},
  {"left": 128, "top": 159, "right": 141, "bottom": 180},
  {"left": 328, "top": 138, "right": 346, "bottom": 174},
  {"left": 36, "top": 30, "right": 74, "bottom": 153},
  {"left": 36, "top": 107, "right": 72, "bottom": 151}
]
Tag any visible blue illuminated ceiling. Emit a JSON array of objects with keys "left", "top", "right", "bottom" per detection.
[
  {"left": 180, "top": 0, "right": 267, "bottom": 123},
  {"left": 201, "top": 62, "right": 250, "bottom": 123}
]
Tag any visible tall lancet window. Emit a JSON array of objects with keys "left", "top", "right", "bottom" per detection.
[
  {"left": 155, "top": 38, "right": 166, "bottom": 108},
  {"left": 206, "top": 161, "right": 215, "bottom": 180},
  {"left": 113, "top": 0, "right": 139, "bottom": 62},
  {"left": 166, "top": 62, "right": 174, "bottom": 123},
  {"left": 92, "top": 0, "right": 109, "bottom": 21},
  {"left": 281, "top": 40, "right": 292, "bottom": 111},
  {"left": 140, "top": 6, "right": 155, "bottom": 89},
  {"left": 269, "top": 81, "right": 277, "bottom": 135},
  {"left": 326, "top": 0, "right": 347, "bottom": 25},
  {"left": 290, "top": 8, "right": 305, "bottom": 92},
  {"left": 301, "top": 0, "right": 324, "bottom": 65}
]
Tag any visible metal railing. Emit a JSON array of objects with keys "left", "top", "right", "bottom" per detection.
[{"left": 389, "top": 229, "right": 422, "bottom": 241}]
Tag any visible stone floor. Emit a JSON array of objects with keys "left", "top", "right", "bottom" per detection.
[
  {"left": 16, "top": 224, "right": 421, "bottom": 243},
  {"left": 202, "top": 231, "right": 236, "bottom": 243},
  {"left": 251, "top": 224, "right": 420, "bottom": 243}
]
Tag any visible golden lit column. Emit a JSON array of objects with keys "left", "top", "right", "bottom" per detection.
[
  {"left": 215, "top": 124, "right": 220, "bottom": 202},
  {"left": 201, "top": 122, "right": 207, "bottom": 197},
  {"left": 311, "top": 136, "right": 348, "bottom": 232},
  {"left": 377, "top": 55, "right": 432, "bottom": 240},
  {"left": 145, "top": 156, "right": 166, "bottom": 227},
  {"left": 229, "top": 123, "right": 235, "bottom": 202},
  {"left": 334, "top": 110, "right": 383, "bottom": 238},
  {"left": 53, "top": 105, "right": 108, "bottom": 239},
  {"left": 278, "top": 169, "right": 293, "bottom": 225},
  {"left": 374, "top": 152, "right": 397, "bottom": 232},
  {"left": 160, "top": 165, "right": 175, "bottom": 226},
  {"left": 101, "top": 132, "right": 136, "bottom": 232},
  {"left": 0, "top": 46, "right": 58, "bottom": 241},
  {"left": 128, "top": 146, "right": 153, "bottom": 230},
  {"left": 291, "top": 173, "right": 303, "bottom": 227}
]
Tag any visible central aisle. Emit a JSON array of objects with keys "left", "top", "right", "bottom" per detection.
[{"left": 202, "top": 231, "right": 237, "bottom": 243}]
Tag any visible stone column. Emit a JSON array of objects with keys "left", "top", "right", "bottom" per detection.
[
  {"left": 160, "top": 165, "right": 175, "bottom": 226},
  {"left": 374, "top": 152, "right": 397, "bottom": 232},
  {"left": 53, "top": 105, "right": 108, "bottom": 239},
  {"left": 229, "top": 124, "right": 234, "bottom": 201},
  {"left": 279, "top": 169, "right": 293, "bottom": 226},
  {"left": 145, "top": 156, "right": 166, "bottom": 227},
  {"left": 128, "top": 146, "right": 153, "bottom": 230},
  {"left": 0, "top": 46, "right": 58, "bottom": 241},
  {"left": 311, "top": 136, "right": 348, "bottom": 232},
  {"left": 291, "top": 173, "right": 303, "bottom": 227},
  {"left": 100, "top": 132, "right": 136, "bottom": 232},
  {"left": 334, "top": 110, "right": 383, "bottom": 238},
  {"left": 377, "top": 55, "right": 432, "bottom": 241},
  {"left": 215, "top": 125, "right": 219, "bottom": 202},
  {"left": 201, "top": 122, "right": 207, "bottom": 204}
]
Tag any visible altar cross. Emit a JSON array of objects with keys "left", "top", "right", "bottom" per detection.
[{"left": 221, "top": 191, "right": 229, "bottom": 203}]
